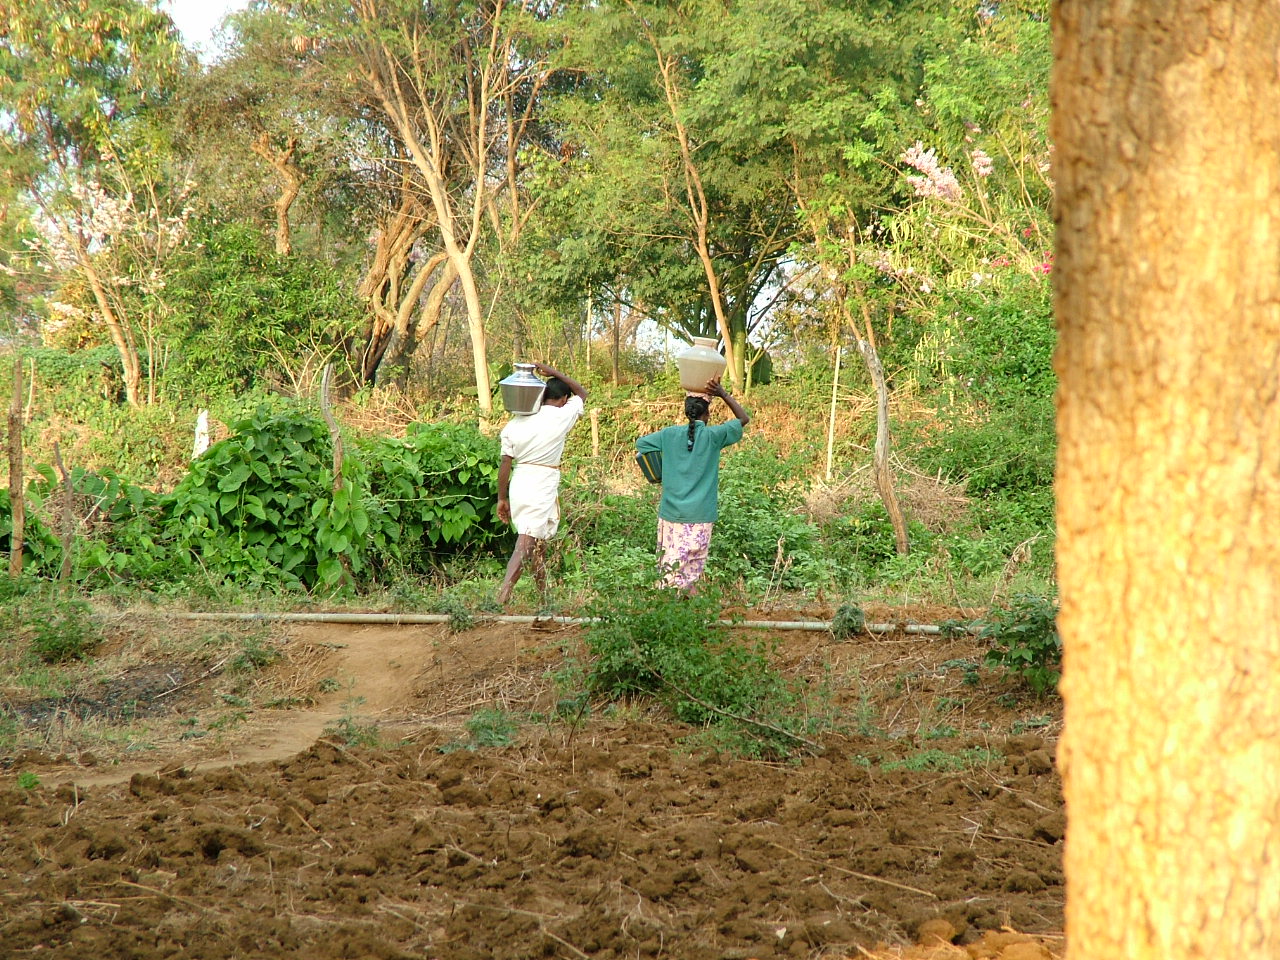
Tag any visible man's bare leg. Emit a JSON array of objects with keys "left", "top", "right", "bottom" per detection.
[
  {"left": 530, "top": 539, "right": 549, "bottom": 600},
  {"left": 497, "top": 534, "right": 538, "bottom": 605}
]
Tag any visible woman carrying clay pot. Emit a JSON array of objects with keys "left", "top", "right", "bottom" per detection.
[{"left": 635, "top": 377, "right": 750, "bottom": 594}]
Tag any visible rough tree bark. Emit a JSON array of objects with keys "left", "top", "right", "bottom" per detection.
[
  {"left": 1053, "top": 2, "right": 1280, "bottom": 956},
  {"left": 250, "top": 132, "right": 305, "bottom": 256},
  {"left": 357, "top": 187, "right": 442, "bottom": 385}
]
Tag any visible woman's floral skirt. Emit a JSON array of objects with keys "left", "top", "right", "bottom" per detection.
[{"left": 657, "top": 518, "right": 714, "bottom": 590}]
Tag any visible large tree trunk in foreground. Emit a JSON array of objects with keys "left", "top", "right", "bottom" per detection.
[{"left": 1053, "top": 3, "right": 1280, "bottom": 957}]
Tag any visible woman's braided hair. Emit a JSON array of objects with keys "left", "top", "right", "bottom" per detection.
[{"left": 684, "top": 395, "right": 710, "bottom": 451}]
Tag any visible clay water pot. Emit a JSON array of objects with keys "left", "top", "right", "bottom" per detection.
[{"left": 676, "top": 337, "right": 726, "bottom": 392}]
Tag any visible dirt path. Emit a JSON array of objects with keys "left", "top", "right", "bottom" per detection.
[{"left": 47, "top": 619, "right": 564, "bottom": 788}]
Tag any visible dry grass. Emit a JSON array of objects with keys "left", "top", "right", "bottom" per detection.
[{"left": 0, "top": 608, "right": 328, "bottom": 763}]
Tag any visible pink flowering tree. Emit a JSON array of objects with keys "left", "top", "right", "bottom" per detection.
[
  {"left": 0, "top": 0, "right": 189, "bottom": 405},
  {"left": 27, "top": 168, "right": 196, "bottom": 404}
]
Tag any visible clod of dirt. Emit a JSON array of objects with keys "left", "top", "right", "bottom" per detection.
[{"left": 917, "top": 917, "right": 958, "bottom": 945}]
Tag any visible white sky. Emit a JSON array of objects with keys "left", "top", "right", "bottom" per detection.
[{"left": 161, "top": 0, "right": 250, "bottom": 60}]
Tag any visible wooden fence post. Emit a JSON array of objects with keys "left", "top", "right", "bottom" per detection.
[
  {"left": 53, "top": 442, "right": 74, "bottom": 582},
  {"left": 8, "top": 356, "right": 25, "bottom": 577}
]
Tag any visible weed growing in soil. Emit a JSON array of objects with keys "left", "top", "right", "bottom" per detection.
[
  {"left": 884, "top": 747, "right": 1001, "bottom": 772},
  {"left": 981, "top": 594, "right": 1061, "bottom": 695},
  {"left": 325, "top": 697, "right": 382, "bottom": 748},
  {"left": 430, "top": 594, "right": 475, "bottom": 633},
  {"left": 229, "top": 634, "right": 280, "bottom": 673},
  {"left": 10, "top": 590, "right": 103, "bottom": 664},
  {"left": 579, "top": 569, "right": 828, "bottom": 757},
  {"left": 467, "top": 708, "right": 518, "bottom": 748},
  {"left": 831, "top": 602, "right": 866, "bottom": 641}
]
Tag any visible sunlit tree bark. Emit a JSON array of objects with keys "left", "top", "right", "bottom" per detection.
[
  {"left": 335, "top": 0, "right": 558, "bottom": 418},
  {"left": 249, "top": 133, "right": 305, "bottom": 256},
  {"left": 1053, "top": 2, "right": 1280, "bottom": 956}
]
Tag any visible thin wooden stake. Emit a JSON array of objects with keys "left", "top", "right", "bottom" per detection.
[
  {"left": 320, "top": 364, "right": 343, "bottom": 494},
  {"left": 8, "top": 356, "right": 25, "bottom": 577},
  {"left": 825, "top": 342, "right": 841, "bottom": 482},
  {"left": 53, "top": 442, "right": 74, "bottom": 582}
]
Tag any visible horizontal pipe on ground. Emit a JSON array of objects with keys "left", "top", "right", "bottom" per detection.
[{"left": 162, "top": 610, "right": 974, "bottom": 635}]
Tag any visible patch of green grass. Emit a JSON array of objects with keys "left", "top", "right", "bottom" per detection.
[
  {"left": 4, "top": 664, "right": 78, "bottom": 699},
  {"left": 922, "top": 725, "right": 959, "bottom": 740},
  {"left": 10, "top": 591, "right": 104, "bottom": 664},
  {"left": 229, "top": 635, "right": 280, "bottom": 673},
  {"left": 1012, "top": 714, "right": 1054, "bottom": 734},
  {"left": 324, "top": 697, "right": 381, "bottom": 748},
  {"left": 882, "top": 747, "right": 1001, "bottom": 772},
  {"left": 442, "top": 708, "right": 519, "bottom": 753}
]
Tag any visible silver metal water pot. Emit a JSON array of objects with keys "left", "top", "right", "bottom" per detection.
[{"left": 499, "top": 362, "right": 547, "bottom": 415}]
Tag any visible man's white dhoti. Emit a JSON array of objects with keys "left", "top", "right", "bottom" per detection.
[
  {"left": 509, "top": 463, "right": 562, "bottom": 539},
  {"left": 500, "top": 394, "right": 584, "bottom": 540}
]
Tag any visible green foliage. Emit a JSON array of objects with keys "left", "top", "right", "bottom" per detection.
[
  {"left": 356, "top": 421, "right": 503, "bottom": 571},
  {"left": 830, "top": 602, "right": 865, "bottom": 641},
  {"left": 9, "top": 589, "right": 103, "bottom": 664},
  {"left": 160, "top": 223, "right": 363, "bottom": 399},
  {"left": 981, "top": 594, "right": 1061, "bottom": 695},
  {"left": 818, "top": 503, "right": 932, "bottom": 589},
  {"left": 325, "top": 698, "right": 382, "bottom": 749},
  {"left": 464, "top": 708, "right": 518, "bottom": 749},
  {"left": 17, "top": 771, "right": 40, "bottom": 790},
  {"left": 711, "top": 446, "right": 828, "bottom": 592},
  {"left": 944, "top": 278, "right": 1056, "bottom": 407},
  {"left": 0, "top": 489, "right": 61, "bottom": 576},
  {"left": 24, "top": 464, "right": 172, "bottom": 583},
  {"left": 429, "top": 593, "right": 476, "bottom": 633},
  {"left": 579, "top": 565, "right": 821, "bottom": 757},
  {"left": 440, "top": 708, "right": 519, "bottom": 753},
  {"left": 882, "top": 747, "right": 1000, "bottom": 773},
  {"left": 915, "top": 279, "right": 1056, "bottom": 506},
  {"left": 164, "top": 408, "right": 502, "bottom": 590},
  {"left": 229, "top": 635, "right": 280, "bottom": 673},
  {"left": 166, "top": 406, "right": 353, "bottom": 589}
]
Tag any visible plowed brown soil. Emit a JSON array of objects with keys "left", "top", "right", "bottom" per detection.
[{"left": 0, "top": 607, "right": 1064, "bottom": 959}]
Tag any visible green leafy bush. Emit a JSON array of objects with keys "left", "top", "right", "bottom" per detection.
[
  {"left": 25, "top": 465, "right": 173, "bottom": 584},
  {"left": 12, "top": 590, "right": 103, "bottom": 663},
  {"left": 981, "top": 594, "right": 1061, "bottom": 695},
  {"left": 356, "top": 421, "right": 503, "bottom": 573},
  {"left": 579, "top": 566, "right": 821, "bottom": 757},
  {"left": 0, "top": 489, "right": 61, "bottom": 576},
  {"left": 160, "top": 223, "right": 363, "bottom": 400},
  {"left": 713, "top": 457, "right": 827, "bottom": 592},
  {"left": 162, "top": 407, "right": 503, "bottom": 590},
  {"left": 165, "top": 407, "right": 354, "bottom": 589}
]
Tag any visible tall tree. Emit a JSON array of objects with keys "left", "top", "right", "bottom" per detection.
[
  {"left": 1054, "top": 2, "right": 1280, "bottom": 956},
  {"left": 0, "top": 0, "right": 188, "bottom": 405},
  {"left": 293, "top": 0, "right": 565, "bottom": 416}
]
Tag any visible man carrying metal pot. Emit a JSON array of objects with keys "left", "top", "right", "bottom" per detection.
[
  {"left": 635, "top": 377, "right": 750, "bottom": 595},
  {"left": 495, "top": 361, "right": 588, "bottom": 606}
]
